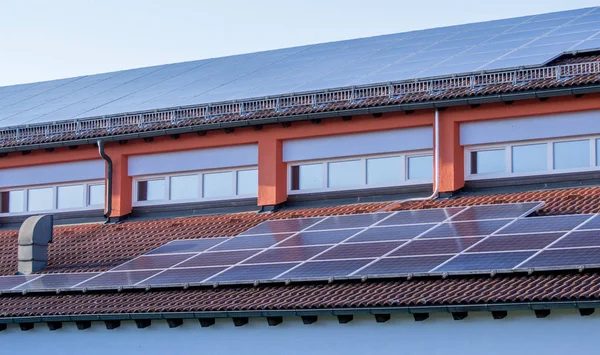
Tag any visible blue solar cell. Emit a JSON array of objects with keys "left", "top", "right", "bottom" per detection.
[
  {"left": 210, "top": 233, "right": 294, "bottom": 251},
  {"left": 434, "top": 251, "right": 535, "bottom": 272},
  {"left": 146, "top": 238, "right": 229, "bottom": 255},
  {"left": 520, "top": 247, "right": 600, "bottom": 268},
  {"left": 207, "top": 262, "right": 299, "bottom": 282},
  {"left": 78, "top": 270, "right": 160, "bottom": 287},
  {"left": 578, "top": 215, "right": 600, "bottom": 230},
  {"left": 551, "top": 230, "right": 600, "bottom": 248},
  {"left": 498, "top": 215, "right": 592, "bottom": 234},
  {"left": 348, "top": 224, "right": 435, "bottom": 242},
  {"left": 450, "top": 202, "right": 541, "bottom": 222},
  {"left": 15, "top": 273, "right": 100, "bottom": 290},
  {"left": 243, "top": 246, "right": 330, "bottom": 264},
  {"left": 0, "top": 275, "right": 41, "bottom": 291},
  {"left": 113, "top": 254, "right": 195, "bottom": 271},
  {"left": 306, "top": 213, "right": 393, "bottom": 231},
  {"left": 315, "top": 241, "right": 405, "bottom": 260},
  {"left": 378, "top": 207, "right": 464, "bottom": 226},
  {"left": 390, "top": 237, "right": 482, "bottom": 256},
  {"left": 277, "top": 229, "right": 362, "bottom": 247},
  {"left": 467, "top": 232, "right": 564, "bottom": 252},
  {"left": 420, "top": 219, "right": 512, "bottom": 239},
  {"left": 360, "top": 255, "right": 453, "bottom": 275},
  {"left": 240, "top": 218, "right": 323, "bottom": 235},
  {"left": 142, "top": 267, "right": 226, "bottom": 285},
  {"left": 278, "top": 259, "right": 374, "bottom": 279},
  {"left": 178, "top": 250, "right": 260, "bottom": 267}
]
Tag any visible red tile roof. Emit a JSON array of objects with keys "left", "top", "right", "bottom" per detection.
[{"left": 2, "top": 186, "right": 600, "bottom": 318}]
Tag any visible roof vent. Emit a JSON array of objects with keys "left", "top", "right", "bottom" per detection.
[{"left": 17, "top": 215, "right": 53, "bottom": 275}]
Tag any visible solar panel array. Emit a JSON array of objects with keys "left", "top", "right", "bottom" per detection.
[
  {"left": 6, "top": 201, "right": 600, "bottom": 293},
  {"left": 0, "top": 7, "right": 599, "bottom": 127}
]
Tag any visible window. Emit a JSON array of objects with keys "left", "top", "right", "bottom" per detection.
[
  {"left": 554, "top": 140, "right": 589, "bottom": 170},
  {"left": 170, "top": 175, "right": 199, "bottom": 201},
  {"left": 203, "top": 172, "right": 234, "bottom": 198},
  {"left": 88, "top": 184, "right": 105, "bottom": 206},
  {"left": 0, "top": 182, "right": 104, "bottom": 215},
  {"left": 57, "top": 185, "right": 84, "bottom": 209},
  {"left": 133, "top": 167, "right": 258, "bottom": 205},
  {"left": 328, "top": 160, "right": 362, "bottom": 188},
  {"left": 28, "top": 187, "right": 54, "bottom": 212},
  {"left": 408, "top": 156, "right": 433, "bottom": 180},
  {"left": 366, "top": 156, "right": 402, "bottom": 186},
  {"left": 467, "top": 135, "right": 600, "bottom": 180},
  {"left": 289, "top": 152, "right": 433, "bottom": 193},
  {"left": 137, "top": 179, "right": 165, "bottom": 201},
  {"left": 512, "top": 143, "right": 547, "bottom": 173},
  {"left": 237, "top": 169, "right": 258, "bottom": 195},
  {"left": 470, "top": 149, "right": 505, "bottom": 174}
]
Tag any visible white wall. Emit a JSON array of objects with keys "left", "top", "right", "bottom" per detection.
[
  {"left": 1, "top": 310, "right": 597, "bottom": 355},
  {"left": 0, "top": 160, "right": 105, "bottom": 188}
]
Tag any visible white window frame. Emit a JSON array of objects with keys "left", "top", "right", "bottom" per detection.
[
  {"left": 465, "top": 135, "right": 599, "bottom": 181},
  {"left": 132, "top": 166, "right": 258, "bottom": 207},
  {"left": 0, "top": 180, "right": 105, "bottom": 216},
  {"left": 288, "top": 150, "right": 433, "bottom": 195}
]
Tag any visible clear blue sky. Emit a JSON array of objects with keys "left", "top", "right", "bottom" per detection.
[{"left": 0, "top": 0, "right": 598, "bottom": 86}]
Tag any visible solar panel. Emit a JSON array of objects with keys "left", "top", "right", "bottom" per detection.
[
  {"left": 347, "top": 225, "right": 434, "bottom": 242},
  {"left": 361, "top": 255, "right": 453, "bottom": 275},
  {"left": 390, "top": 237, "right": 482, "bottom": 256},
  {"left": 498, "top": 215, "right": 592, "bottom": 234},
  {"left": 419, "top": 219, "right": 512, "bottom": 239},
  {"left": 208, "top": 263, "right": 299, "bottom": 283},
  {"left": 434, "top": 251, "right": 535, "bottom": 272},
  {"left": 177, "top": 250, "right": 260, "bottom": 268},
  {"left": 450, "top": 202, "right": 541, "bottom": 221},
  {"left": 210, "top": 233, "right": 293, "bottom": 251},
  {"left": 306, "top": 213, "right": 392, "bottom": 231},
  {"left": 378, "top": 207, "right": 464, "bottom": 225},
  {"left": 551, "top": 230, "right": 600, "bottom": 248},
  {"left": 77, "top": 270, "right": 160, "bottom": 288},
  {"left": 141, "top": 267, "right": 227, "bottom": 285},
  {"left": 467, "top": 232, "right": 564, "bottom": 252},
  {"left": 315, "top": 241, "right": 405, "bottom": 260},
  {"left": 277, "top": 229, "right": 362, "bottom": 247},
  {"left": 577, "top": 215, "right": 600, "bottom": 230},
  {"left": 278, "top": 259, "right": 374, "bottom": 279},
  {"left": 243, "top": 246, "right": 330, "bottom": 264},
  {"left": 240, "top": 218, "right": 323, "bottom": 235},
  {"left": 520, "top": 248, "right": 600, "bottom": 268},
  {"left": 112, "top": 254, "right": 196, "bottom": 271},
  {"left": 145, "top": 238, "right": 229, "bottom": 255},
  {"left": 14, "top": 273, "right": 100, "bottom": 290},
  {"left": 0, "top": 275, "right": 41, "bottom": 290}
]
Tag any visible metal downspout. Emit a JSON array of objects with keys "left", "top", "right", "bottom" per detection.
[{"left": 97, "top": 140, "right": 113, "bottom": 219}]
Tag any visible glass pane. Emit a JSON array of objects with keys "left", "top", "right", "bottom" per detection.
[
  {"left": 9, "top": 190, "right": 24, "bottom": 213},
  {"left": 328, "top": 160, "right": 362, "bottom": 188},
  {"left": 408, "top": 155, "right": 433, "bottom": 180},
  {"left": 512, "top": 143, "right": 547, "bottom": 173},
  {"left": 554, "top": 140, "right": 590, "bottom": 170},
  {"left": 298, "top": 164, "right": 323, "bottom": 190},
  {"left": 88, "top": 184, "right": 105, "bottom": 206},
  {"left": 596, "top": 139, "right": 600, "bottom": 166},
  {"left": 471, "top": 149, "right": 505, "bottom": 174},
  {"left": 237, "top": 169, "right": 258, "bottom": 195},
  {"left": 203, "top": 171, "right": 234, "bottom": 198},
  {"left": 28, "top": 187, "right": 54, "bottom": 212},
  {"left": 57, "top": 185, "right": 84, "bottom": 209},
  {"left": 137, "top": 179, "right": 165, "bottom": 201},
  {"left": 367, "top": 156, "right": 402, "bottom": 185},
  {"left": 170, "top": 175, "right": 199, "bottom": 201}
]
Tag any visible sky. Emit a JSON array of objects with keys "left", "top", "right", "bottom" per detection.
[{"left": 0, "top": 0, "right": 598, "bottom": 86}]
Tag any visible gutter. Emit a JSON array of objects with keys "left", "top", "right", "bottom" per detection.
[
  {"left": 0, "top": 300, "right": 598, "bottom": 327},
  {"left": 96, "top": 140, "right": 113, "bottom": 219},
  {"left": 0, "top": 84, "right": 599, "bottom": 154}
]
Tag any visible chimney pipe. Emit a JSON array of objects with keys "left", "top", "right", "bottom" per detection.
[{"left": 17, "top": 215, "right": 53, "bottom": 275}]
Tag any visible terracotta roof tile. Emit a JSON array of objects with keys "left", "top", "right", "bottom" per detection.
[{"left": 1, "top": 186, "right": 600, "bottom": 316}]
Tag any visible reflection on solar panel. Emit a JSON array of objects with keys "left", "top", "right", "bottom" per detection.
[
  {"left": 2, "top": 7, "right": 598, "bottom": 127},
  {"left": 9, "top": 201, "right": 600, "bottom": 292}
]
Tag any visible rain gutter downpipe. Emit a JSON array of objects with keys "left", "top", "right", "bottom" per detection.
[{"left": 97, "top": 140, "right": 113, "bottom": 220}]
